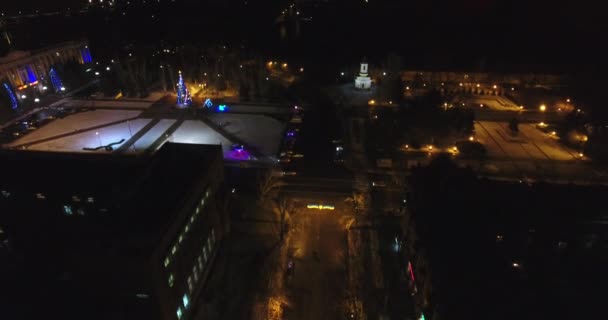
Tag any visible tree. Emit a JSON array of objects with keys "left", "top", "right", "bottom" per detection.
[
  {"left": 273, "top": 196, "right": 296, "bottom": 241},
  {"left": 345, "top": 192, "right": 367, "bottom": 215},
  {"left": 257, "top": 169, "right": 283, "bottom": 205}
]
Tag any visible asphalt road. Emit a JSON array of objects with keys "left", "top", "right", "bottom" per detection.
[{"left": 286, "top": 212, "right": 348, "bottom": 320}]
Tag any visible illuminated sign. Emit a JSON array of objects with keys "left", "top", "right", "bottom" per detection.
[{"left": 306, "top": 204, "right": 335, "bottom": 210}]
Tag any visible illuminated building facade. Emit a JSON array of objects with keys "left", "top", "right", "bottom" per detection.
[
  {"left": 0, "top": 40, "right": 91, "bottom": 99},
  {"left": 355, "top": 59, "right": 372, "bottom": 90},
  {"left": 0, "top": 143, "right": 229, "bottom": 320}
]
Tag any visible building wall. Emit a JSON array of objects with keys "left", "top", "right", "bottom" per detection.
[{"left": 152, "top": 152, "right": 227, "bottom": 320}]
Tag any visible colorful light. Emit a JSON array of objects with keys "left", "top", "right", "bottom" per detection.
[
  {"left": 49, "top": 67, "right": 64, "bottom": 93},
  {"left": 408, "top": 261, "right": 416, "bottom": 282},
  {"left": 3, "top": 83, "right": 18, "bottom": 109},
  {"left": 217, "top": 104, "right": 228, "bottom": 112},
  {"left": 176, "top": 72, "right": 192, "bottom": 106},
  {"left": 204, "top": 98, "right": 213, "bottom": 108}
]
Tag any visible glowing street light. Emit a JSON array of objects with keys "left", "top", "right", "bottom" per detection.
[
  {"left": 539, "top": 104, "right": 546, "bottom": 112},
  {"left": 340, "top": 72, "right": 345, "bottom": 76},
  {"left": 469, "top": 136, "right": 474, "bottom": 142},
  {"left": 299, "top": 67, "right": 304, "bottom": 72},
  {"left": 566, "top": 98, "right": 571, "bottom": 103}
]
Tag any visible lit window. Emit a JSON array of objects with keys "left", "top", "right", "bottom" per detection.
[
  {"left": 86, "top": 197, "right": 94, "bottom": 203},
  {"left": 164, "top": 257, "right": 170, "bottom": 268},
  {"left": 197, "top": 256, "right": 203, "bottom": 270},
  {"left": 193, "top": 266, "right": 198, "bottom": 281},
  {"left": 176, "top": 307, "right": 183, "bottom": 319},
  {"left": 200, "top": 198, "right": 204, "bottom": 205},
  {"left": 185, "top": 225, "right": 190, "bottom": 233},
  {"left": 211, "top": 229, "right": 216, "bottom": 242},
  {"left": 72, "top": 195, "right": 80, "bottom": 202},
  {"left": 182, "top": 294, "right": 190, "bottom": 308},
  {"left": 178, "top": 235, "right": 183, "bottom": 244},
  {"left": 63, "top": 205, "right": 73, "bottom": 216},
  {"left": 207, "top": 237, "right": 212, "bottom": 252},
  {"left": 203, "top": 247, "right": 208, "bottom": 261},
  {"left": 171, "top": 245, "right": 177, "bottom": 255},
  {"left": 187, "top": 276, "right": 193, "bottom": 292},
  {"left": 205, "top": 190, "right": 210, "bottom": 198},
  {"left": 190, "top": 216, "right": 195, "bottom": 224},
  {"left": 35, "top": 193, "right": 46, "bottom": 200},
  {"left": 168, "top": 274, "right": 175, "bottom": 287},
  {"left": 1, "top": 190, "right": 10, "bottom": 198},
  {"left": 196, "top": 207, "right": 199, "bottom": 214},
  {"left": 77, "top": 208, "right": 85, "bottom": 216}
]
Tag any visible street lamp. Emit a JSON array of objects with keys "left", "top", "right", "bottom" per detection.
[{"left": 539, "top": 104, "right": 546, "bottom": 112}]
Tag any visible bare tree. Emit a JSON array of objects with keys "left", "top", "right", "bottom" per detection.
[
  {"left": 257, "top": 169, "right": 283, "bottom": 205},
  {"left": 345, "top": 192, "right": 367, "bottom": 215},
  {"left": 273, "top": 196, "right": 296, "bottom": 241}
]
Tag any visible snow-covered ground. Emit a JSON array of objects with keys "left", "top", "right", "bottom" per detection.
[
  {"left": 127, "top": 119, "right": 176, "bottom": 154},
  {"left": 8, "top": 110, "right": 141, "bottom": 147},
  {"left": 170, "top": 120, "right": 234, "bottom": 156},
  {"left": 208, "top": 114, "right": 285, "bottom": 157},
  {"left": 475, "top": 121, "right": 578, "bottom": 161},
  {"left": 26, "top": 118, "right": 150, "bottom": 153},
  {"left": 467, "top": 96, "right": 520, "bottom": 111},
  {"left": 61, "top": 99, "right": 153, "bottom": 109}
]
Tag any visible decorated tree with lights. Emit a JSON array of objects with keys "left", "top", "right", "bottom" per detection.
[{"left": 176, "top": 71, "right": 192, "bottom": 106}]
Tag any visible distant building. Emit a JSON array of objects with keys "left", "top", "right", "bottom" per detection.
[
  {"left": 0, "top": 143, "right": 229, "bottom": 320},
  {"left": 355, "top": 59, "right": 372, "bottom": 90},
  {"left": 0, "top": 40, "right": 92, "bottom": 108}
]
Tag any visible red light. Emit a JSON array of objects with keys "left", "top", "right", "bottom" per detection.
[{"left": 408, "top": 261, "right": 416, "bottom": 282}]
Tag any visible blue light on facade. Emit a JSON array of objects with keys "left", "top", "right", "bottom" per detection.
[
  {"left": 26, "top": 66, "right": 38, "bottom": 83},
  {"left": 81, "top": 47, "right": 93, "bottom": 64},
  {"left": 217, "top": 104, "right": 228, "bottom": 112},
  {"left": 3, "top": 83, "right": 18, "bottom": 109},
  {"left": 49, "top": 68, "right": 63, "bottom": 93}
]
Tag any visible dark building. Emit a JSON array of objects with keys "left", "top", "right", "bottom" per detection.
[{"left": 0, "top": 143, "right": 229, "bottom": 320}]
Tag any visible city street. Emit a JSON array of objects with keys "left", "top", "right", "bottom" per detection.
[{"left": 285, "top": 211, "right": 348, "bottom": 319}]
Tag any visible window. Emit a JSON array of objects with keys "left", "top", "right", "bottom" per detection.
[
  {"left": 185, "top": 225, "right": 190, "bottom": 233},
  {"left": 190, "top": 216, "right": 195, "bottom": 224},
  {"left": 196, "top": 207, "right": 199, "bottom": 214},
  {"left": 200, "top": 198, "right": 204, "bottom": 205},
  {"left": 197, "top": 256, "right": 203, "bottom": 270},
  {"left": 168, "top": 274, "right": 175, "bottom": 287},
  {"left": 207, "top": 237, "right": 212, "bottom": 252},
  {"left": 203, "top": 246, "right": 208, "bottom": 261},
  {"left": 182, "top": 294, "right": 190, "bottom": 308},
  {"left": 164, "top": 257, "right": 170, "bottom": 268},
  {"left": 1, "top": 190, "right": 10, "bottom": 198},
  {"left": 211, "top": 229, "right": 216, "bottom": 243},
  {"left": 176, "top": 307, "right": 183, "bottom": 319},
  {"left": 171, "top": 245, "right": 177, "bottom": 255},
  {"left": 178, "top": 235, "right": 184, "bottom": 244},
  {"left": 86, "top": 197, "right": 94, "bottom": 204},
  {"left": 193, "top": 266, "right": 198, "bottom": 281},
  {"left": 35, "top": 193, "right": 46, "bottom": 200},
  {"left": 63, "top": 205, "right": 73, "bottom": 216},
  {"left": 72, "top": 195, "right": 80, "bottom": 202},
  {"left": 187, "top": 276, "right": 193, "bottom": 292},
  {"left": 77, "top": 208, "right": 85, "bottom": 216}
]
